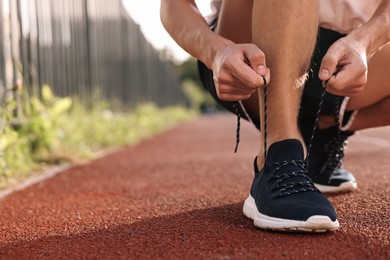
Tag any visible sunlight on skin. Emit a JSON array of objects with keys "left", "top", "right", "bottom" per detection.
[{"left": 122, "top": 0, "right": 212, "bottom": 63}]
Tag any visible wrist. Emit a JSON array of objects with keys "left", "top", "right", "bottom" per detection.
[
  {"left": 348, "top": 1, "right": 390, "bottom": 58},
  {"left": 348, "top": 22, "right": 387, "bottom": 58},
  {"left": 203, "top": 35, "right": 234, "bottom": 70}
]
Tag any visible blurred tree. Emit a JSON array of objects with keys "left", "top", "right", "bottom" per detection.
[
  {"left": 173, "top": 57, "right": 219, "bottom": 113},
  {"left": 174, "top": 57, "right": 202, "bottom": 87}
]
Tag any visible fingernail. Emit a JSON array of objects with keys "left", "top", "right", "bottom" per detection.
[
  {"left": 257, "top": 65, "right": 266, "bottom": 75},
  {"left": 320, "top": 69, "right": 329, "bottom": 79}
]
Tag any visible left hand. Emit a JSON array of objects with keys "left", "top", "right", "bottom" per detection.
[{"left": 319, "top": 37, "right": 368, "bottom": 97}]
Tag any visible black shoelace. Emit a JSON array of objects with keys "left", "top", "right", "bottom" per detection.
[
  {"left": 306, "top": 81, "right": 341, "bottom": 159},
  {"left": 233, "top": 75, "right": 340, "bottom": 197},
  {"left": 321, "top": 132, "right": 348, "bottom": 173},
  {"left": 269, "top": 160, "right": 317, "bottom": 198}
]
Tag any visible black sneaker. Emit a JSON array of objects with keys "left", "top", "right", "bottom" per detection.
[
  {"left": 300, "top": 117, "right": 357, "bottom": 193},
  {"left": 243, "top": 139, "right": 339, "bottom": 232}
]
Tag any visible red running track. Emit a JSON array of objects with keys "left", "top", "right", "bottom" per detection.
[{"left": 0, "top": 114, "right": 389, "bottom": 259}]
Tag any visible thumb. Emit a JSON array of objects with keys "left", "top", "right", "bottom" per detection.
[
  {"left": 319, "top": 47, "right": 342, "bottom": 81},
  {"left": 242, "top": 44, "right": 267, "bottom": 75}
]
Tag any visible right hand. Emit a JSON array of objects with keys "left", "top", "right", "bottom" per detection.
[
  {"left": 212, "top": 43, "right": 270, "bottom": 101},
  {"left": 319, "top": 37, "right": 368, "bottom": 97}
]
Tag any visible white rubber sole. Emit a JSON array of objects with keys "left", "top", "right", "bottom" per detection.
[
  {"left": 243, "top": 195, "right": 340, "bottom": 232},
  {"left": 315, "top": 181, "right": 357, "bottom": 194}
]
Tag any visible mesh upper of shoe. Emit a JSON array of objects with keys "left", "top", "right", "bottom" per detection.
[
  {"left": 267, "top": 160, "right": 318, "bottom": 198},
  {"left": 321, "top": 132, "right": 349, "bottom": 173}
]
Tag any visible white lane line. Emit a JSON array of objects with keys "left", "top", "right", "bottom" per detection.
[
  {"left": 352, "top": 135, "right": 390, "bottom": 148},
  {"left": 0, "top": 147, "right": 122, "bottom": 200},
  {"left": 0, "top": 163, "right": 71, "bottom": 199}
]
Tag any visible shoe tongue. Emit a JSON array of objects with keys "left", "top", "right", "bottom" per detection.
[{"left": 266, "top": 139, "right": 304, "bottom": 164}]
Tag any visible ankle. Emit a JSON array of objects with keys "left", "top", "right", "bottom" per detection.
[
  {"left": 268, "top": 134, "right": 307, "bottom": 156},
  {"left": 257, "top": 136, "right": 307, "bottom": 169}
]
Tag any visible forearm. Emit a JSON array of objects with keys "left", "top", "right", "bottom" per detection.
[
  {"left": 160, "top": 0, "right": 233, "bottom": 68},
  {"left": 347, "top": 0, "right": 390, "bottom": 58}
]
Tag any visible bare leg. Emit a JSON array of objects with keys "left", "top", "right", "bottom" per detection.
[
  {"left": 252, "top": 0, "right": 319, "bottom": 166},
  {"left": 346, "top": 43, "right": 390, "bottom": 131},
  {"left": 346, "top": 44, "right": 390, "bottom": 110},
  {"left": 349, "top": 96, "right": 390, "bottom": 130},
  {"left": 217, "top": 0, "right": 319, "bottom": 166}
]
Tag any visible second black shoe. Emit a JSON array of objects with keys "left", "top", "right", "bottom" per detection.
[
  {"left": 300, "top": 117, "right": 357, "bottom": 193},
  {"left": 243, "top": 139, "right": 339, "bottom": 232}
]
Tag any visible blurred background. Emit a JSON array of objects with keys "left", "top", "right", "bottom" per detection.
[{"left": 0, "top": 0, "right": 216, "bottom": 188}]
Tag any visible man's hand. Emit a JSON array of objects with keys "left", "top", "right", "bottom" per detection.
[
  {"left": 319, "top": 37, "right": 368, "bottom": 97},
  {"left": 212, "top": 43, "right": 271, "bottom": 101}
]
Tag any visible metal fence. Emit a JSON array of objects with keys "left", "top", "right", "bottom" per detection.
[{"left": 0, "top": 0, "right": 188, "bottom": 109}]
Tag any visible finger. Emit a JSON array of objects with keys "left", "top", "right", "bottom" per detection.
[
  {"left": 217, "top": 83, "right": 256, "bottom": 96},
  {"left": 326, "top": 80, "right": 365, "bottom": 96},
  {"left": 217, "top": 90, "right": 253, "bottom": 101},
  {"left": 232, "top": 66, "right": 271, "bottom": 90},
  {"left": 215, "top": 71, "right": 258, "bottom": 92},
  {"left": 326, "top": 78, "right": 365, "bottom": 96},
  {"left": 332, "top": 71, "right": 366, "bottom": 94},
  {"left": 326, "top": 85, "right": 364, "bottom": 97},
  {"left": 243, "top": 44, "right": 272, "bottom": 86},
  {"left": 229, "top": 57, "right": 265, "bottom": 89},
  {"left": 319, "top": 44, "right": 345, "bottom": 81},
  {"left": 231, "top": 72, "right": 265, "bottom": 91},
  {"left": 326, "top": 64, "right": 367, "bottom": 96},
  {"left": 263, "top": 68, "right": 271, "bottom": 86},
  {"left": 222, "top": 44, "right": 267, "bottom": 89},
  {"left": 242, "top": 44, "right": 267, "bottom": 75},
  {"left": 221, "top": 94, "right": 253, "bottom": 101}
]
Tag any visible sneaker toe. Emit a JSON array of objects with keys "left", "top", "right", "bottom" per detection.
[
  {"left": 327, "top": 168, "right": 356, "bottom": 186},
  {"left": 258, "top": 191, "right": 338, "bottom": 222}
]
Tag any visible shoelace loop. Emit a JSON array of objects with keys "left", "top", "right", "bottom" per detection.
[
  {"left": 321, "top": 133, "right": 348, "bottom": 172},
  {"left": 267, "top": 160, "right": 318, "bottom": 198}
]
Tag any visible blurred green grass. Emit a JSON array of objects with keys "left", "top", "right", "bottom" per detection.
[{"left": 0, "top": 86, "right": 195, "bottom": 190}]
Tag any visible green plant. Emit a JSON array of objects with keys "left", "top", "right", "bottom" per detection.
[
  {"left": 0, "top": 85, "right": 72, "bottom": 186},
  {"left": 22, "top": 85, "right": 72, "bottom": 158},
  {"left": 55, "top": 101, "right": 194, "bottom": 161},
  {"left": 0, "top": 85, "right": 194, "bottom": 190},
  {"left": 182, "top": 80, "right": 216, "bottom": 112}
]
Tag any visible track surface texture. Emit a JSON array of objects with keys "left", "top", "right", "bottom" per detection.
[{"left": 1, "top": 114, "right": 389, "bottom": 259}]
